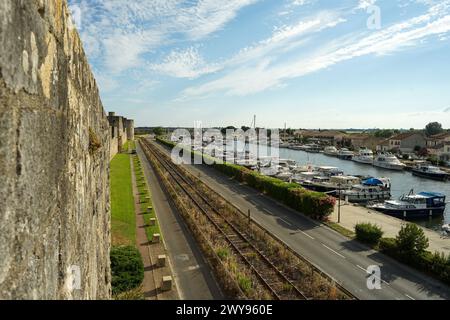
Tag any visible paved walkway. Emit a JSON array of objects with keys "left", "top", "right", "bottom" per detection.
[
  {"left": 131, "top": 156, "right": 178, "bottom": 300},
  {"left": 137, "top": 141, "right": 224, "bottom": 300},
  {"left": 331, "top": 203, "right": 450, "bottom": 255}
]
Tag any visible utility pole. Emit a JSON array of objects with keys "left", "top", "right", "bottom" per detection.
[{"left": 338, "top": 183, "right": 342, "bottom": 224}]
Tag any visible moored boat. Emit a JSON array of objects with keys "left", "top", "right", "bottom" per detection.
[
  {"left": 412, "top": 164, "right": 449, "bottom": 181},
  {"left": 324, "top": 146, "right": 339, "bottom": 157},
  {"left": 368, "top": 191, "right": 447, "bottom": 219},
  {"left": 340, "top": 177, "right": 391, "bottom": 203},
  {"left": 353, "top": 148, "right": 374, "bottom": 165},
  {"left": 442, "top": 224, "right": 450, "bottom": 233},
  {"left": 373, "top": 153, "right": 406, "bottom": 171},
  {"left": 337, "top": 148, "right": 354, "bottom": 160}
]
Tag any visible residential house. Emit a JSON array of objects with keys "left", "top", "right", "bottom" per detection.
[
  {"left": 348, "top": 133, "right": 384, "bottom": 151},
  {"left": 387, "top": 131, "right": 426, "bottom": 153},
  {"left": 376, "top": 139, "right": 391, "bottom": 152},
  {"left": 426, "top": 132, "right": 450, "bottom": 148},
  {"left": 426, "top": 132, "right": 450, "bottom": 162}
]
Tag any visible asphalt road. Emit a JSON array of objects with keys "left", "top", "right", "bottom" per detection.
[
  {"left": 137, "top": 142, "right": 224, "bottom": 300},
  {"left": 151, "top": 140, "right": 450, "bottom": 300}
]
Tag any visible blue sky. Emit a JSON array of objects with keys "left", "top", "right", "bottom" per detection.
[{"left": 68, "top": 0, "right": 450, "bottom": 129}]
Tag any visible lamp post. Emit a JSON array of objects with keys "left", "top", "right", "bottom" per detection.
[{"left": 338, "top": 183, "right": 342, "bottom": 224}]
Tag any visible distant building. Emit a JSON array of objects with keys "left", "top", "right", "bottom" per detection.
[
  {"left": 386, "top": 131, "right": 426, "bottom": 153},
  {"left": 108, "top": 112, "right": 134, "bottom": 159},
  {"left": 426, "top": 132, "right": 450, "bottom": 148},
  {"left": 376, "top": 139, "right": 391, "bottom": 152},
  {"left": 426, "top": 132, "right": 450, "bottom": 162},
  {"left": 348, "top": 133, "right": 384, "bottom": 151},
  {"left": 294, "top": 130, "right": 348, "bottom": 145}
]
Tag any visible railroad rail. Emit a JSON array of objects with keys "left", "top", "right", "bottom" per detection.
[
  {"left": 140, "top": 138, "right": 309, "bottom": 300},
  {"left": 152, "top": 138, "right": 359, "bottom": 300}
]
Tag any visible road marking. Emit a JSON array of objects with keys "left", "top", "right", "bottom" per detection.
[
  {"left": 301, "top": 231, "right": 315, "bottom": 240},
  {"left": 356, "top": 265, "right": 366, "bottom": 272},
  {"left": 405, "top": 294, "right": 415, "bottom": 300},
  {"left": 280, "top": 218, "right": 293, "bottom": 227},
  {"left": 187, "top": 265, "right": 200, "bottom": 271},
  {"left": 322, "top": 244, "right": 346, "bottom": 259}
]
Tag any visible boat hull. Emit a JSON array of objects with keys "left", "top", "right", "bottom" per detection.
[
  {"left": 372, "top": 207, "right": 445, "bottom": 219},
  {"left": 373, "top": 163, "right": 405, "bottom": 171},
  {"left": 341, "top": 192, "right": 391, "bottom": 203},
  {"left": 353, "top": 158, "right": 373, "bottom": 165},
  {"left": 338, "top": 155, "right": 353, "bottom": 160},
  {"left": 412, "top": 170, "right": 449, "bottom": 181},
  {"left": 301, "top": 183, "right": 338, "bottom": 194}
]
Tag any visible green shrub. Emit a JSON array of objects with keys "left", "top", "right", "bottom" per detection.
[
  {"left": 111, "top": 246, "right": 144, "bottom": 295},
  {"left": 379, "top": 238, "right": 398, "bottom": 255},
  {"left": 396, "top": 223, "right": 429, "bottom": 258},
  {"left": 355, "top": 223, "right": 384, "bottom": 245}
]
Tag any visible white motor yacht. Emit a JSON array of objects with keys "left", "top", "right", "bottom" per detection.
[
  {"left": 353, "top": 148, "right": 374, "bottom": 165},
  {"left": 324, "top": 146, "right": 339, "bottom": 157},
  {"left": 337, "top": 148, "right": 354, "bottom": 160},
  {"left": 373, "top": 153, "right": 406, "bottom": 170}
]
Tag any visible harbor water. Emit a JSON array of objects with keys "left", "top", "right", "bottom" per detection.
[
  {"left": 277, "top": 148, "right": 450, "bottom": 230},
  {"left": 222, "top": 141, "right": 449, "bottom": 230}
]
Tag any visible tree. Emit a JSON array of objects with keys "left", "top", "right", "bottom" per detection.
[
  {"left": 396, "top": 223, "right": 429, "bottom": 257},
  {"left": 153, "top": 127, "right": 164, "bottom": 136},
  {"left": 425, "top": 122, "right": 444, "bottom": 136},
  {"left": 221, "top": 126, "right": 236, "bottom": 135},
  {"left": 374, "top": 129, "right": 394, "bottom": 139}
]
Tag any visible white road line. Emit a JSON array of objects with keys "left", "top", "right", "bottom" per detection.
[
  {"left": 322, "top": 244, "right": 346, "bottom": 259},
  {"left": 187, "top": 265, "right": 201, "bottom": 271},
  {"left": 356, "top": 265, "right": 366, "bottom": 272},
  {"left": 405, "top": 294, "right": 415, "bottom": 300},
  {"left": 280, "top": 218, "right": 293, "bottom": 227},
  {"left": 301, "top": 231, "right": 315, "bottom": 240}
]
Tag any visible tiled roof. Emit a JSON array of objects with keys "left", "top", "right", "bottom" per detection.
[{"left": 390, "top": 131, "right": 423, "bottom": 141}]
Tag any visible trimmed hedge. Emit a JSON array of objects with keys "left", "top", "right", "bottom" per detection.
[
  {"left": 111, "top": 246, "right": 144, "bottom": 295},
  {"left": 156, "top": 137, "right": 336, "bottom": 220},
  {"left": 379, "top": 237, "right": 450, "bottom": 286},
  {"left": 355, "top": 223, "right": 383, "bottom": 245}
]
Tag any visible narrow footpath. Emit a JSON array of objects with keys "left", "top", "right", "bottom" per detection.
[
  {"left": 130, "top": 156, "right": 178, "bottom": 300},
  {"left": 136, "top": 141, "right": 224, "bottom": 300}
]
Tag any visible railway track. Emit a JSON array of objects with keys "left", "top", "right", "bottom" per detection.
[{"left": 140, "top": 138, "right": 309, "bottom": 300}]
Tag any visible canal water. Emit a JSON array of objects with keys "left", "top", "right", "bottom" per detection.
[{"left": 277, "top": 148, "right": 450, "bottom": 230}]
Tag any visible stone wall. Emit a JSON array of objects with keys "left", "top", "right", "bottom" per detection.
[
  {"left": 108, "top": 112, "right": 134, "bottom": 159},
  {"left": 0, "top": 0, "right": 111, "bottom": 299}
]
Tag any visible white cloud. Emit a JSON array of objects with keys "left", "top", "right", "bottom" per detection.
[
  {"left": 180, "top": 2, "right": 450, "bottom": 99},
  {"left": 70, "top": 0, "right": 259, "bottom": 74},
  {"left": 149, "top": 47, "right": 222, "bottom": 79},
  {"left": 357, "top": 0, "right": 377, "bottom": 10}
]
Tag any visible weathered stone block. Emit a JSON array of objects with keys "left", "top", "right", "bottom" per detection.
[{"left": 161, "top": 276, "right": 173, "bottom": 291}]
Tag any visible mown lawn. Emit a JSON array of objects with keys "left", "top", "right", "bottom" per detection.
[
  {"left": 110, "top": 153, "right": 136, "bottom": 246},
  {"left": 132, "top": 148, "right": 161, "bottom": 242}
]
